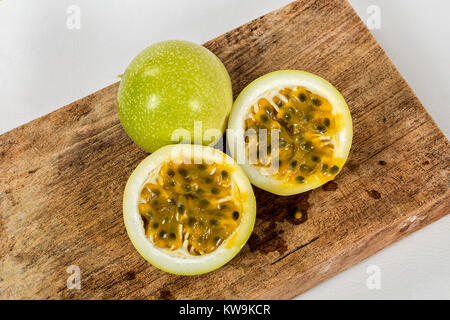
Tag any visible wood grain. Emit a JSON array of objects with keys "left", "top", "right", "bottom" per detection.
[{"left": 1, "top": 0, "right": 449, "bottom": 299}]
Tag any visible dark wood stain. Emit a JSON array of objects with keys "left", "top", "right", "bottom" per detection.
[
  {"left": 248, "top": 222, "right": 288, "bottom": 255},
  {"left": 0, "top": 0, "right": 448, "bottom": 300},
  {"left": 159, "top": 290, "right": 176, "bottom": 300},
  {"left": 322, "top": 181, "right": 338, "bottom": 191},
  {"left": 366, "top": 190, "right": 382, "bottom": 200}
]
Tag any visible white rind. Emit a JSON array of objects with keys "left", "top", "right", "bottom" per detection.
[
  {"left": 123, "top": 144, "right": 256, "bottom": 275},
  {"left": 227, "top": 70, "right": 353, "bottom": 196}
]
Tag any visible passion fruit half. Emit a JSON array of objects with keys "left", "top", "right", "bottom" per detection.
[
  {"left": 123, "top": 144, "right": 256, "bottom": 275},
  {"left": 227, "top": 70, "right": 353, "bottom": 196}
]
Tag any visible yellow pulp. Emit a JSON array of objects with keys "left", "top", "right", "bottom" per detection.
[
  {"left": 245, "top": 86, "right": 344, "bottom": 184},
  {"left": 138, "top": 161, "right": 242, "bottom": 255}
]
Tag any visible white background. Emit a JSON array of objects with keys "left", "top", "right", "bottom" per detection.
[{"left": 0, "top": 0, "right": 449, "bottom": 299}]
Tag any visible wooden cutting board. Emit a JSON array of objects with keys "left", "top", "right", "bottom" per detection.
[{"left": 1, "top": 0, "right": 449, "bottom": 299}]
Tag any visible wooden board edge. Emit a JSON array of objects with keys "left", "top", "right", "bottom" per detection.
[{"left": 255, "top": 191, "right": 450, "bottom": 299}]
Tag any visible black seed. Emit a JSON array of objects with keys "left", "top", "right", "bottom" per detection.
[
  {"left": 260, "top": 114, "right": 269, "bottom": 123},
  {"left": 145, "top": 212, "right": 154, "bottom": 220},
  {"left": 188, "top": 217, "right": 196, "bottom": 226},
  {"left": 197, "top": 164, "right": 207, "bottom": 171},
  {"left": 159, "top": 231, "right": 167, "bottom": 239},
  {"left": 330, "top": 165, "right": 340, "bottom": 174},
  {"left": 316, "top": 125, "right": 326, "bottom": 133},
  {"left": 312, "top": 98, "right": 322, "bottom": 106},
  {"left": 196, "top": 188, "right": 205, "bottom": 195},
  {"left": 220, "top": 204, "right": 228, "bottom": 211},
  {"left": 300, "top": 164, "right": 310, "bottom": 172},
  {"left": 167, "top": 169, "right": 175, "bottom": 177},
  {"left": 279, "top": 139, "right": 287, "bottom": 148},
  {"left": 168, "top": 181, "right": 176, "bottom": 187},
  {"left": 304, "top": 114, "right": 312, "bottom": 123},
  {"left": 183, "top": 184, "right": 192, "bottom": 193},
  {"left": 295, "top": 176, "right": 305, "bottom": 183},
  {"left": 276, "top": 100, "right": 284, "bottom": 107},
  {"left": 303, "top": 141, "right": 313, "bottom": 151},
  {"left": 178, "top": 168, "right": 188, "bottom": 178},
  {"left": 169, "top": 232, "right": 176, "bottom": 240},
  {"left": 199, "top": 199, "right": 210, "bottom": 208},
  {"left": 321, "top": 164, "right": 329, "bottom": 173},
  {"left": 289, "top": 160, "right": 298, "bottom": 169},
  {"left": 177, "top": 204, "right": 185, "bottom": 214},
  {"left": 298, "top": 93, "right": 307, "bottom": 102},
  {"left": 283, "top": 113, "right": 292, "bottom": 121},
  {"left": 152, "top": 222, "right": 159, "bottom": 229},
  {"left": 288, "top": 106, "right": 296, "bottom": 113},
  {"left": 209, "top": 219, "right": 219, "bottom": 226},
  {"left": 221, "top": 170, "right": 228, "bottom": 179},
  {"left": 205, "top": 177, "right": 213, "bottom": 184},
  {"left": 265, "top": 107, "right": 274, "bottom": 116},
  {"left": 232, "top": 211, "right": 240, "bottom": 220},
  {"left": 324, "top": 118, "right": 331, "bottom": 127},
  {"left": 211, "top": 187, "right": 219, "bottom": 195},
  {"left": 311, "top": 155, "right": 321, "bottom": 163}
]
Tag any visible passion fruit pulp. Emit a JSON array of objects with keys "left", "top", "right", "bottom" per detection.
[
  {"left": 227, "top": 70, "right": 353, "bottom": 196},
  {"left": 123, "top": 144, "right": 256, "bottom": 275}
]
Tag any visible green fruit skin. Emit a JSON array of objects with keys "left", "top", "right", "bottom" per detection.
[{"left": 117, "top": 40, "right": 233, "bottom": 153}]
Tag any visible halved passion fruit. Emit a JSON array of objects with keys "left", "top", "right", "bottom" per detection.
[
  {"left": 123, "top": 144, "right": 256, "bottom": 275},
  {"left": 227, "top": 70, "right": 352, "bottom": 196}
]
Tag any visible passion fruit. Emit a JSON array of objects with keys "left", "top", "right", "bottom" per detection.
[
  {"left": 227, "top": 70, "right": 353, "bottom": 196},
  {"left": 117, "top": 40, "right": 233, "bottom": 153},
  {"left": 123, "top": 144, "right": 256, "bottom": 275}
]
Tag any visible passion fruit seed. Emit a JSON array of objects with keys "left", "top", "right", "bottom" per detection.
[
  {"left": 244, "top": 85, "right": 344, "bottom": 185},
  {"left": 221, "top": 170, "right": 229, "bottom": 179},
  {"left": 330, "top": 165, "right": 340, "bottom": 175},
  {"left": 159, "top": 230, "right": 168, "bottom": 239},
  {"left": 177, "top": 204, "right": 186, "bottom": 214},
  {"left": 289, "top": 160, "right": 298, "bottom": 169},
  {"left": 260, "top": 114, "right": 269, "bottom": 123},
  {"left": 138, "top": 161, "right": 243, "bottom": 256},
  {"left": 295, "top": 176, "right": 305, "bottom": 183}
]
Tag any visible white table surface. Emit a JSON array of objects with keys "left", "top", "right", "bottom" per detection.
[{"left": 0, "top": 0, "right": 449, "bottom": 299}]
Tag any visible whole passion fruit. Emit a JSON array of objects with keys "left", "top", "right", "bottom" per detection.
[
  {"left": 123, "top": 144, "right": 256, "bottom": 275},
  {"left": 117, "top": 40, "right": 233, "bottom": 153},
  {"left": 227, "top": 70, "right": 353, "bottom": 196}
]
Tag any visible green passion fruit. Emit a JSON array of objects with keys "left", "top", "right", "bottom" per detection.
[
  {"left": 227, "top": 70, "right": 353, "bottom": 196},
  {"left": 123, "top": 144, "right": 256, "bottom": 275},
  {"left": 117, "top": 40, "right": 233, "bottom": 153}
]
